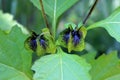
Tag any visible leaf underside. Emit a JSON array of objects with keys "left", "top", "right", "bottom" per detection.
[{"left": 87, "top": 7, "right": 120, "bottom": 43}]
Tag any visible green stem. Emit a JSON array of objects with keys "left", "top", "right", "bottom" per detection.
[
  {"left": 52, "top": 18, "right": 57, "bottom": 38},
  {"left": 52, "top": 0, "right": 57, "bottom": 38}
]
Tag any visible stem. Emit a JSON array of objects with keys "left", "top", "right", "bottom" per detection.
[
  {"left": 52, "top": 0, "right": 57, "bottom": 38},
  {"left": 52, "top": 18, "right": 57, "bottom": 38},
  {"left": 83, "top": 0, "right": 99, "bottom": 25},
  {"left": 39, "top": 0, "right": 51, "bottom": 33}
]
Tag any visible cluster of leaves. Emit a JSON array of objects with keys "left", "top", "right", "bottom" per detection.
[
  {"left": 0, "top": 11, "right": 32, "bottom": 80},
  {"left": 0, "top": 0, "right": 120, "bottom": 80}
]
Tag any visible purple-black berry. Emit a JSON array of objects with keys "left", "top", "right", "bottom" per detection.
[
  {"left": 72, "top": 30, "right": 82, "bottom": 46},
  {"left": 39, "top": 35, "right": 47, "bottom": 49},
  {"left": 63, "top": 28, "right": 71, "bottom": 44},
  {"left": 63, "top": 27, "right": 82, "bottom": 46},
  {"left": 29, "top": 33, "right": 38, "bottom": 51},
  {"left": 30, "top": 39, "right": 37, "bottom": 51}
]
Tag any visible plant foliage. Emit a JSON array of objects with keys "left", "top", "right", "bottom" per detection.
[
  {"left": 87, "top": 7, "right": 120, "bottom": 43},
  {"left": 0, "top": 26, "right": 32, "bottom": 80},
  {"left": 32, "top": 48, "right": 91, "bottom": 80},
  {"left": 0, "top": 0, "right": 120, "bottom": 80}
]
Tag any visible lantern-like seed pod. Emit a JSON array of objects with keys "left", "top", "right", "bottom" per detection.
[
  {"left": 63, "top": 28, "right": 82, "bottom": 46},
  {"left": 57, "top": 23, "right": 87, "bottom": 53}
]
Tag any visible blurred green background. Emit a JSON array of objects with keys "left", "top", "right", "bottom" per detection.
[{"left": 0, "top": 0, "right": 120, "bottom": 57}]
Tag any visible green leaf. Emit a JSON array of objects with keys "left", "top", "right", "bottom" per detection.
[
  {"left": 30, "top": 0, "right": 79, "bottom": 19},
  {"left": 32, "top": 48, "right": 91, "bottom": 80},
  {"left": 0, "top": 26, "right": 32, "bottom": 80},
  {"left": 30, "top": 0, "right": 79, "bottom": 36},
  {"left": 87, "top": 51, "right": 120, "bottom": 80},
  {"left": 87, "top": 7, "right": 120, "bottom": 42},
  {"left": 0, "top": 10, "right": 28, "bottom": 34},
  {"left": 105, "top": 74, "right": 120, "bottom": 80},
  {"left": 82, "top": 52, "right": 96, "bottom": 64}
]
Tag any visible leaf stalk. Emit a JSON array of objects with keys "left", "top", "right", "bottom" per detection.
[
  {"left": 39, "top": 0, "right": 51, "bottom": 34},
  {"left": 83, "top": 0, "right": 99, "bottom": 25}
]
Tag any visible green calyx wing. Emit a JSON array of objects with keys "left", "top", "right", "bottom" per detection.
[
  {"left": 25, "top": 28, "right": 56, "bottom": 56},
  {"left": 57, "top": 23, "right": 87, "bottom": 53},
  {"left": 36, "top": 28, "right": 56, "bottom": 56}
]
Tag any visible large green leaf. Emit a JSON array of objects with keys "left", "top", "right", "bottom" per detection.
[
  {"left": 105, "top": 74, "right": 120, "bottom": 80},
  {"left": 30, "top": 0, "right": 79, "bottom": 36},
  {"left": 32, "top": 48, "right": 91, "bottom": 80},
  {"left": 82, "top": 52, "right": 96, "bottom": 64},
  {"left": 30, "top": 0, "right": 79, "bottom": 19},
  {"left": 83, "top": 51, "right": 120, "bottom": 80},
  {"left": 87, "top": 7, "right": 120, "bottom": 42},
  {"left": 0, "top": 10, "right": 28, "bottom": 34},
  {"left": 0, "top": 26, "right": 32, "bottom": 80}
]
